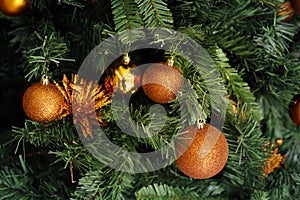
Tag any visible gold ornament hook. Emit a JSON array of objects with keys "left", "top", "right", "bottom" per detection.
[
  {"left": 167, "top": 56, "right": 174, "bottom": 66},
  {"left": 40, "top": 75, "right": 49, "bottom": 86},
  {"left": 197, "top": 118, "right": 204, "bottom": 129},
  {"left": 122, "top": 53, "right": 131, "bottom": 65}
]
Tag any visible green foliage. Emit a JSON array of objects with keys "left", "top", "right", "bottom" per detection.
[
  {"left": 178, "top": 25, "right": 262, "bottom": 120},
  {"left": 56, "top": 0, "right": 85, "bottom": 8},
  {"left": 69, "top": 21, "right": 107, "bottom": 63},
  {"left": 210, "top": 46, "right": 263, "bottom": 121},
  {"left": 169, "top": 0, "right": 198, "bottom": 27},
  {"left": 1, "top": 0, "right": 300, "bottom": 199},
  {"left": 221, "top": 106, "right": 268, "bottom": 197},
  {"left": 135, "top": 183, "right": 200, "bottom": 200},
  {"left": 24, "top": 32, "right": 74, "bottom": 81},
  {"left": 135, "top": 0, "right": 173, "bottom": 28},
  {"left": 11, "top": 118, "right": 77, "bottom": 149},
  {"left": 28, "top": 0, "right": 53, "bottom": 11},
  {"left": 0, "top": 156, "right": 70, "bottom": 199},
  {"left": 0, "top": 166, "right": 39, "bottom": 200},
  {"left": 49, "top": 141, "right": 97, "bottom": 173},
  {"left": 111, "top": 0, "right": 143, "bottom": 33},
  {"left": 71, "top": 168, "right": 135, "bottom": 200},
  {"left": 265, "top": 162, "right": 300, "bottom": 200},
  {"left": 250, "top": 190, "right": 270, "bottom": 200}
]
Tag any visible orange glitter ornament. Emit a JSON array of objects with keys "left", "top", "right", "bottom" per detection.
[
  {"left": 277, "top": 2, "right": 294, "bottom": 22},
  {"left": 175, "top": 124, "right": 229, "bottom": 179},
  {"left": 0, "top": 0, "right": 28, "bottom": 16},
  {"left": 291, "top": 0, "right": 300, "bottom": 16},
  {"left": 142, "top": 57, "right": 184, "bottom": 104},
  {"left": 289, "top": 95, "right": 300, "bottom": 125},
  {"left": 22, "top": 76, "right": 65, "bottom": 123}
]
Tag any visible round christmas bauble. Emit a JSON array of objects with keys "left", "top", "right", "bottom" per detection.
[
  {"left": 105, "top": 53, "right": 141, "bottom": 94},
  {"left": 105, "top": 65, "right": 141, "bottom": 94},
  {"left": 291, "top": 0, "right": 300, "bottom": 16},
  {"left": 278, "top": 2, "right": 294, "bottom": 22},
  {"left": 22, "top": 77, "right": 65, "bottom": 123},
  {"left": 0, "top": 0, "right": 28, "bottom": 16},
  {"left": 142, "top": 63, "right": 184, "bottom": 104},
  {"left": 275, "top": 138, "right": 284, "bottom": 146},
  {"left": 289, "top": 96, "right": 300, "bottom": 125},
  {"left": 175, "top": 124, "right": 229, "bottom": 179}
]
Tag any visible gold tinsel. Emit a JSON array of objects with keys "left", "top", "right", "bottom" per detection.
[
  {"left": 226, "top": 95, "right": 247, "bottom": 122},
  {"left": 54, "top": 74, "right": 111, "bottom": 138},
  {"left": 262, "top": 140, "right": 286, "bottom": 176}
]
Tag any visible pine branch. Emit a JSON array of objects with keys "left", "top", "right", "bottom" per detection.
[
  {"left": 172, "top": 55, "right": 209, "bottom": 123},
  {"left": 250, "top": 190, "right": 270, "bottom": 200},
  {"left": 28, "top": 0, "right": 53, "bottom": 11},
  {"left": 70, "top": 21, "right": 107, "bottom": 62},
  {"left": 110, "top": 0, "right": 146, "bottom": 44},
  {"left": 222, "top": 105, "right": 268, "bottom": 197},
  {"left": 71, "top": 168, "right": 135, "bottom": 200},
  {"left": 11, "top": 118, "right": 77, "bottom": 150},
  {"left": 7, "top": 14, "right": 55, "bottom": 53},
  {"left": 137, "top": 165, "right": 232, "bottom": 199},
  {"left": 56, "top": 0, "right": 84, "bottom": 8},
  {"left": 135, "top": 0, "right": 173, "bottom": 28},
  {"left": 0, "top": 155, "right": 70, "bottom": 199},
  {"left": 169, "top": 0, "right": 198, "bottom": 27},
  {"left": 24, "top": 32, "right": 75, "bottom": 81},
  {"left": 253, "top": 22, "right": 297, "bottom": 58},
  {"left": 266, "top": 160, "right": 300, "bottom": 199},
  {"left": 49, "top": 141, "right": 97, "bottom": 174},
  {"left": 111, "top": 0, "right": 143, "bottom": 33},
  {"left": 135, "top": 183, "right": 201, "bottom": 200},
  {"left": 93, "top": 101, "right": 182, "bottom": 172},
  {"left": 205, "top": 0, "right": 300, "bottom": 102},
  {"left": 178, "top": 26, "right": 259, "bottom": 120},
  {"left": 0, "top": 166, "right": 38, "bottom": 200},
  {"left": 211, "top": 46, "right": 263, "bottom": 121}
]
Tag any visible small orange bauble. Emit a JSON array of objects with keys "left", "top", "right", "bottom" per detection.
[
  {"left": 275, "top": 138, "right": 284, "bottom": 146},
  {"left": 289, "top": 96, "right": 300, "bottom": 125},
  {"left": 277, "top": 2, "right": 294, "bottom": 22},
  {"left": 142, "top": 62, "right": 184, "bottom": 104},
  {"left": 291, "top": 0, "right": 300, "bottom": 16},
  {"left": 22, "top": 77, "right": 65, "bottom": 123},
  {"left": 0, "top": 0, "right": 28, "bottom": 16},
  {"left": 175, "top": 124, "right": 229, "bottom": 179}
]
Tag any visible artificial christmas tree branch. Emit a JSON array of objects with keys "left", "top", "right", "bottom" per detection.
[{"left": 1, "top": 0, "right": 300, "bottom": 199}]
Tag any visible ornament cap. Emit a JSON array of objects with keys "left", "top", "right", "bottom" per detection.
[
  {"left": 167, "top": 56, "right": 174, "bottom": 66},
  {"left": 275, "top": 138, "right": 284, "bottom": 146},
  {"left": 197, "top": 118, "right": 204, "bottom": 129},
  {"left": 40, "top": 75, "right": 50, "bottom": 86},
  {"left": 122, "top": 53, "right": 131, "bottom": 65}
]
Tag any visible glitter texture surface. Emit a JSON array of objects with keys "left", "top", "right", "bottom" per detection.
[
  {"left": 22, "top": 82, "right": 64, "bottom": 123},
  {"left": 175, "top": 124, "right": 229, "bottom": 179}
]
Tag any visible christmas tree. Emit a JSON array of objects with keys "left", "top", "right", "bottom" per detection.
[{"left": 1, "top": 0, "right": 300, "bottom": 199}]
